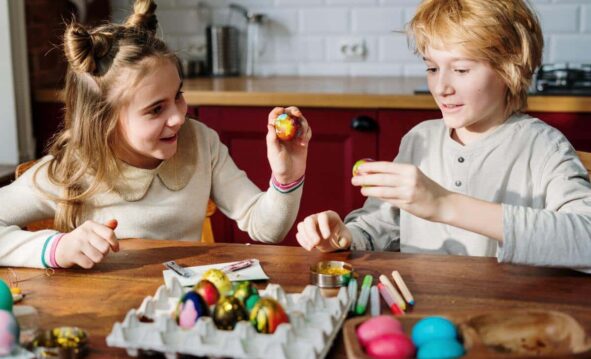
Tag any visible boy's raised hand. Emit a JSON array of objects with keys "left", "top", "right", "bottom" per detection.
[
  {"left": 266, "top": 107, "right": 312, "bottom": 184},
  {"left": 55, "top": 219, "right": 119, "bottom": 269},
  {"left": 296, "top": 210, "right": 352, "bottom": 252},
  {"left": 351, "top": 161, "right": 450, "bottom": 222}
]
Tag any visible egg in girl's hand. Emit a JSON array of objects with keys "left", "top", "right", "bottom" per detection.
[
  {"left": 175, "top": 291, "right": 209, "bottom": 329},
  {"left": 194, "top": 279, "right": 220, "bottom": 306},
  {"left": 365, "top": 332, "right": 416, "bottom": 359},
  {"left": 202, "top": 268, "right": 232, "bottom": 295},
  {"left": 356, "top": 315, "right": 404, "bottom": 347},
  {"left": 352, "top": 158, "right": 375, "bottom": 177},
  {"left": 417, "top": 338, "right": 465, "bottom": 359},
  {"left": 411, "top": 316, "right": 458, "bottom": 347},
  {"left": 274, "top": 113, "right": 302, "bottom": 141},
  {"left": 213, "top": 296, "right": 248, "bottom": 330}
]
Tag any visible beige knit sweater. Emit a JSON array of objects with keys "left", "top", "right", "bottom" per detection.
[{"left": 0, "top": 119, "right": 303, "bottom": 268}]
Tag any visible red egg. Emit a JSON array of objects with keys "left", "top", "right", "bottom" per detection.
[
  {"left": 274, "top": 113, "right": 302, "bottom": 141},
  {"left": 365, "top": 333, "right": 415, "bottom": 359},
  {"left": 194, "top": 279, "right": 220, "bottom": 306},
  {"left": 357, "top": 315, "right": 404, "bottom": 347}
]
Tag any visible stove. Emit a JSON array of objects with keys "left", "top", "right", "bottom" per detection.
[{"left": 534, "top": 63, "right": 591, "bottom": 96}]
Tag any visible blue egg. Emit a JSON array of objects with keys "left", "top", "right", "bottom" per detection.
[
  {"left": 411, "top": 317, "right": 457, "bottom": 347},
  {"left": 175, "top": 291, "right": 209, "bottom": 329},
  {"left": 417, "top": 338, "right": 464, "bottom": 359}
]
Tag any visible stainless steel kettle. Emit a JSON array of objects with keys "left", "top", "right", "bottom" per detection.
[{"left": 206, "top": 25, "right": 240, "bottom": 76}]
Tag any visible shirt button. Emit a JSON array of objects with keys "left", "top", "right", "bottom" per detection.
[
  {"left": 458, "top": 156, "right": 465, "bottom": 163},
  {"left": 455, "top": 180, "right": 462, "bottom": 187}
]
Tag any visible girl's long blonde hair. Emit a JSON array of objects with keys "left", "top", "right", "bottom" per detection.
[
  {"left": 36, "top": 0, "right": 178, "bottom": 231},
  {"left": 407, "top": 0, "right": 543, "bottom": 117}
]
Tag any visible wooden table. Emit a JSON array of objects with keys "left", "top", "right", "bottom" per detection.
[{"left": 2, "top": 239, "right": 590, "bottom": 358}]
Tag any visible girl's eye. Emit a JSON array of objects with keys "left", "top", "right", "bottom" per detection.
[
  {"left": 152, "top": 105, "right": 163, "bottom": 115},
  {"left": 175, "top": 91, "right": 184, "bottom": 100}
]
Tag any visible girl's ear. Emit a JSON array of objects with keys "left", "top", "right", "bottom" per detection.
[{"left": 124, "top": 0, "right": 158, "bottom": 34}]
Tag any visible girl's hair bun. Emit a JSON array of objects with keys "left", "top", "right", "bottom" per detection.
[
  {"left": 64, "top": 23, "right": 112, "bottom": 74},
  {"left": 125, "top": 0, "right": 158, "bottom": 33}
]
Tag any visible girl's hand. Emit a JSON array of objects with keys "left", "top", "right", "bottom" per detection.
[
  {"left": 55, "top": 219, "right": 119, "bottom": 269},
  {"left": 267, "top": 107, "right": 312, "bottom": 184},
  {"left": 296, "top": 210, "right": 352, "bottom": 252},
  {"left": 352, "top": 161, "right": 450, "bottom": 222}
]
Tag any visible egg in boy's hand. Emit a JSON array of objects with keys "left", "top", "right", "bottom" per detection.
[{"left": 274, "top": 113, "right": 302, "bottom": 141}]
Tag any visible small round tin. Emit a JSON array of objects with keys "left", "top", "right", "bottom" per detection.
[{"left": 310, "top": 261, "right": 353, "bottom": 288}]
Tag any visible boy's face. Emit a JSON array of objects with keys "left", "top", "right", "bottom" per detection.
[
  {"left": 424, "top": 46, "right": 508, "bottom": 142},
  {"left": 114, "top": 59, "right": 187, "bottom": 169}
]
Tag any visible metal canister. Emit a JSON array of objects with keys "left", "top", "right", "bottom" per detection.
[{"left": 206, "top": 25, "right": 240, "bottom": 76}]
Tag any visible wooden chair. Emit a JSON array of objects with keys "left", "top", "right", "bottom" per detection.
[
  {"left": 576, "top": 151, "right": 591, "bottom": 177},
  {"left": 15, "top": 160, "right": 217, "bottom": 243}
]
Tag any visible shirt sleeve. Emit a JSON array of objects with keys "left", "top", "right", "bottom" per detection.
[
  {"left": 344, "top": 197, "right": 401, "bottom": 251},
  {"left": 0, "top": 158, "right": 60, "bottom": 268},
  {"left": 498, "top": 140, "right": 591, "bottom": 272},
  {"left": 207, "top": 127, "right": 302, "bottom": 244}
]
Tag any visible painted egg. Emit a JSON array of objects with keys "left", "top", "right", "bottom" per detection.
[
  {"left": 249, "top": 297, "right": 289, "bottom": 334},
  {"left": 202, "top": 268, "right": 232, "bottom": 295},
  {"left": 0, "top": 309, "right": 19, "bottom": 356},
  {"left": 356, "top": 315, "right": 404, "bottom": 347},
  {"left": 365, "top": 332, "right": 415, "bottom": 359},
  {"left": 175, "top": 291, "right": 209, "bottom": 329},
  {"left": 213, "top": 296, "right": 247, "bottom": 330},
  {"left": 417, "top": 338, "right": 465, "bottom": 359},
  {"left": 231, "top": 281, "right": 257, "bottom": 305},
  {"left": 411, "top": 317, "right": 458, "bottom": 347},
  {"left": 245, "top": 293, "right": 261, "bottom": 313},
  {"left": 352, "top": 158, "right": 374, "bottom": 177},
  {"left": 0, "top": 280, "right": 13, "bottom": 312},
  {"left": 194, "top": 279, "right": 220, "bottom": 306},
  {"left": 274, "top": 113, "right": 302, "bottom": 141}
]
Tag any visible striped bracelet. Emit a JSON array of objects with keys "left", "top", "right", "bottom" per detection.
[
  {"left": 271, "top": 175, "right": 305, "bottom": 194},
  {"left": 41, "top": 232, "right": 59, "bottom": 269}
]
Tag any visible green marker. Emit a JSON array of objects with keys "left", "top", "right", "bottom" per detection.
[{"left": 355, "top": 275, "right": 373, "bottom": 315}]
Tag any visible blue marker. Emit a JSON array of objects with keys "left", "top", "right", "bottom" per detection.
[{"left": 355, "top": 275, "right": 373, "bottom": 315}]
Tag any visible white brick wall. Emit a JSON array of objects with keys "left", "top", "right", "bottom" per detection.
[{"left": 111, "top": 0, "right": 591, "bottom": 76}]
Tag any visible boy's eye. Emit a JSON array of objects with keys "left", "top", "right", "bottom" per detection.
[
  {"left": 426, "top": 67, "right": 437, "bottom": 73},
  {"left": 455, "top": 69, "right": 469, "bottom": 74}
]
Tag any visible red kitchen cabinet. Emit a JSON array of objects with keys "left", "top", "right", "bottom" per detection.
[
  {"left": 529, "top": 111, "right": 591, "bottom": 152},
  {"left": 197, "top": 106, "right": 378, "bottom": 246}
]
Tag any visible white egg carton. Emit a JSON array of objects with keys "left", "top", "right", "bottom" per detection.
[{"left": 106, "top": 277, "right": 352, "bottom": 359}]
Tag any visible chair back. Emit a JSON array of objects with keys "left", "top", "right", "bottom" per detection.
[{"left": 15, "top": 160, "right": 217, "bottom": 242}]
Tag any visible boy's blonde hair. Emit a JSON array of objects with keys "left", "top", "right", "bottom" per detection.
[
  {"left": 407, "top": 0, "right": 543, "bottom": 116},
  {"left": 36, "top": 0, "right": 179, "bottom": 231}
]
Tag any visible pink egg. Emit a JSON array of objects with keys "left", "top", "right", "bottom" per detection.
[
  {"left": 365, "top": 333, "right": 415, "bottom": 359},
  {"left": 356, "top": 315, "right": 404, "bottom": 347}
]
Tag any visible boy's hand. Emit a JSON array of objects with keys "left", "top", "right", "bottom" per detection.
[
  {"left": 296, "top": 210, "right": 352, "bottom": 252},
  {"left": 351, "top": 161, "right": 450, "bottom": 222},
  {"left": 267, "top": 106, "right": 312, "bottom": 184},
  {"left": 55, "top": 219, "right": 119, "bottom": 269}
]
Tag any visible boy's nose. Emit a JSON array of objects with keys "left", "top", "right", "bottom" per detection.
[{"left": 433, "top": 73, "right": 454, "bottom": 96}]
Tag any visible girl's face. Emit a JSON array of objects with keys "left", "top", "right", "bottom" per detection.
[
  {"left": 424, "top": 46, "right": 508, "bottom": 144},
  {"left": 114, "top": 59, "right": 187, "bottom": 169}
]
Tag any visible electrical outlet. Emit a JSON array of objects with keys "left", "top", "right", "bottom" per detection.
[{"left": 339, "top": 38, "right": 367, "bottom": 61}]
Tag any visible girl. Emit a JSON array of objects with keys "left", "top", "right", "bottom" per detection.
[
  {"left": 0, "top": 0, "right": 311, "bottom": 269},
  {"left": 295, "top": 0, "right": 591, "bottom": 271}
]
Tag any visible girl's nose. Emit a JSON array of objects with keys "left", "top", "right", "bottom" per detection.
[{"left": 168, "top": 104, "right": 187, "bottom": 128}]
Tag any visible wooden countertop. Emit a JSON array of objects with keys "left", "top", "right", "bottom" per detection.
[
  {"left": 4, "top": 239, "right": 590, "bottom": 358},
  {"left": 35, "top": 76, "right": 591, "bottom": 112}
]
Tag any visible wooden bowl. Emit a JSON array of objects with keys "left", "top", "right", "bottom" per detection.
[{"left": 343, "top": 310, "right": 591, "bottom": 358}]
